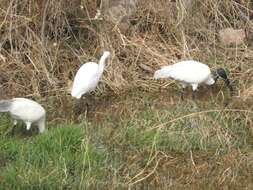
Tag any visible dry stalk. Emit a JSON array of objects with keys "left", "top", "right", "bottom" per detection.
[{"left": 147, "top": 109, "right": 253, "bottom": 132}]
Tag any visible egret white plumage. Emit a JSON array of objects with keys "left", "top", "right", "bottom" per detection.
[
  {"left": 0, "top": 98, "right": 46, "bottom": 133},
  {"left": 71, "top": 51, "right": 111, "bottom": 99},
  {"left": 154, "top": 60, "right": 233, "bottom": 98}
]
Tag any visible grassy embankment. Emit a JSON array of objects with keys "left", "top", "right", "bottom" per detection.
[
  {"left": 0, "top": 89, "right": 252, "bottom": 189},
  {"left": 0, "top": 0, "right": 253, "bottom": 189}
]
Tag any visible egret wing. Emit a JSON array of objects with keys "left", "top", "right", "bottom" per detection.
[
  {"left": 10, "top": 98, "right": 45, "bottom": 122},
  {"left": 169, "top": 61, "right": 211, "bottom": 83},
  {"left": 71, "top": 62, "right": 99, "bottom": 98}
]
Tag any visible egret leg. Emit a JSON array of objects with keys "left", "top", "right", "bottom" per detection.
[
  {"left": 82, "top": 96, "right": 93, "bottom": 119},
  {"left": 192, "top": 91, "right": 196, "bottom": 99},
  {"left": 7, "top": 119, "right": 18, "bottom": 136},
  {"left": 180, "top": 83, "right": 187, "bottom": 100},
  {"left": 191, "top": 84, "right": 198, "bottom": 100},
  {"left": 180, "top": 88, "right": 185, "bottom": 100},
  {"left": 84, "top": 101, "right": 90, "bottom": 118},
  {"left": 73, "top": 98, "right": 82, "bottom": 121},
  {"left": 73, "top": 97, "right": 90, "bottom": 121},
  {"left": 25, "top": 122, "right": 32, "bottom": 130}
]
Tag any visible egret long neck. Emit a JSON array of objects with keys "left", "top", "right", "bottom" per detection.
[{"left": 98, "top": 54, "right": 109, "bottom": 75}]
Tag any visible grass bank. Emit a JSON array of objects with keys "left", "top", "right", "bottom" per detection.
[{"left": 0, "top": 90, "right": 252, "bottom": 189}]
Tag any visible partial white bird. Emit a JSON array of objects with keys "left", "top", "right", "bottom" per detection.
[
  {"left": 0, "top": 98, "right": 46, "bottom": 133},
  {"left": 154, "top": 60, "right": 232, "bottom": 98},
  {"left": 71, "top": 51, "right": 111, "bottom": 99}
]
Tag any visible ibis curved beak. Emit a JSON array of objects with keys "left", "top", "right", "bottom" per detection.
[
  {"left": 224, "top": 78, "right": 233, "bottom": 92},
  {"left": 215, "top": 68, "right": 233, "bottom": 92}
]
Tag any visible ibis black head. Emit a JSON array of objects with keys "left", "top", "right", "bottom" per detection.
[{"left": 213, "top": 68, "right": 233, "bottom": 92}]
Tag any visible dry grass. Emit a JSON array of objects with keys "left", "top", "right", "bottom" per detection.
[
  {"left": 0, "top": 0, "right": 252, "bottom": 99},
  {"left": 0, "top": 90, "right": 252, "bottom": 189},
  {"left": 0, "top": 1, "right": 253, "bottom": 188}
]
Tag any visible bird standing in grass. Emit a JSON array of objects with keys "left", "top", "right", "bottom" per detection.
[
  {"left": 71, "top": 51, "right": 110, "bottom": 118},
  {"left": 154, "top": 60, "right": 233, "bottom": 99},
  {"left": 0, "top": 98, "right": 46, "bottom": 133},
  {"left": 71, "top": 51, "right": 111, "bottom": 99}
]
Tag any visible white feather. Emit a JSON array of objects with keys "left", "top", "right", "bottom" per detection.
[
  {"left": 154, "top": 60, "right": 215, "bottom": 91},
  {"left": 71, "top": 62, "right": 100, "bottom": 98},
  {"left": 71, "top": 51, "right": 110, "bottom": 99},
  {"left": 0, "top": 98, "right": 46, "bottom": 133}
]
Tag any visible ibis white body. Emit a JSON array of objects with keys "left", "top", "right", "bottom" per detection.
[
  {"left": 154, "top": 60, "right": 215, "bottom": 91},
  {"left": 71, "top": 51, "right": 110, "bottom": 99},
  {"left": 0, "top": 98, "right": 46, "bottom": 133}
]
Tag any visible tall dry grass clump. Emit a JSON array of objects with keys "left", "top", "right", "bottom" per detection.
[{"left": 0, "top": 0, "right": 252, "bottom": 99}]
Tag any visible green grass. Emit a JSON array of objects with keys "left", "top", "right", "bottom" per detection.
[
  {"left": 0, "top": 91, "right": 252, "bottom": 189},
  {"left": 0, "top": 123, "right": 112, "bottom": 189}
]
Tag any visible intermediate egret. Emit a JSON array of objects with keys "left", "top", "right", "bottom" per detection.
[
  {"left": 154, "top": 60, "right": 233, "bottom": 98},
  {"left": 0, "top": 98, "right": 46, "bottom": 133},
  {"left": 71, "top": 51, "right": 111, "bottom": 99}
]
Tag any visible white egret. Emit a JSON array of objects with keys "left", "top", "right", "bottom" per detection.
[
  {"left": 0, "top": 98, "right": 46, "bottom": 133},
  {"left": 71, "top": 51, "right": 111, "bottom": 99},
  {"left": 154, "top": 60, "right": 233, "bottom": 98}
]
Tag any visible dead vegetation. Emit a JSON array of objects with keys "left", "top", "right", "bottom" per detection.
[
  {"left": 0, "top": 0, "right": 252, "bottom": 101},
  {"left": 0, "top": 1, "right": 253, "bottom": 189}
]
